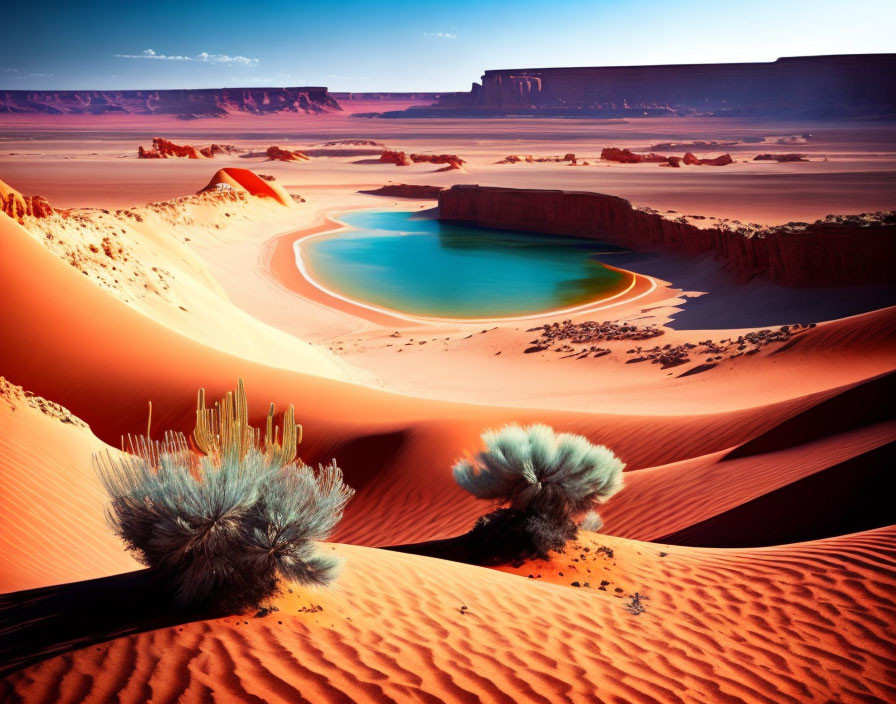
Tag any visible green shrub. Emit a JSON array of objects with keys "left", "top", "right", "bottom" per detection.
[
  {"left": 96, "top": 380, "right": 353, "bottom": 611},
  {"left": 454, "top": 424, "right": 623, "bottom": 562}
]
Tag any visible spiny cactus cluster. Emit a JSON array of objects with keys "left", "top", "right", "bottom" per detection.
[{"left": 96, "top": 380, "right": 353, "bottom": 611}]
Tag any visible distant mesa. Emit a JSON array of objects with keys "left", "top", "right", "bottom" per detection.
[
  {"left": 0, "top": 87, "right": 341, "bottom": 119},
  {"left": 1, "top": 178, "right": 54, "bottom": 223},
  {"left": 358, "top": 54, "right": 896, "bottom": 119},
  {"left": 198, "top": 168, "right": 294, "bottom": 207}
]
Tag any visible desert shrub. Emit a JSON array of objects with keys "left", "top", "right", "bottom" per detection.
[
  {"left": 453, "top": 424, "right": 623, "bottom": 562},
  {"left": 95, "top": 380, "right": 353, "bottom": 611},
  {"left": 578, "top": 510, "right": 604, "bottom": 533}
]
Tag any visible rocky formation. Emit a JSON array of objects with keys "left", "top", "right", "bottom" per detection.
[
  {"left": 360, "top": 184, "right": 444, "bottom": 199},
  {"left": 264, "top": 146, "right": 310, "bottom": 162},
  {"left": 601, "top": 148, "right": 673, "bottom": 165},
  {"left": 0, "top": 88, "right": 341, "bottom": 118},
  {"left": 497, "top": 154, "right": 577, "bottom": 164},
  {"left": 376, "top": 55, "right": 896, "bottom": 119},
  {"left": 522, "top": 319, "right": 814, "bottom": 367},
  {"left": 682, "top": 152, "right": 734, "bottom": 166},
  {"left": 599, "top": 148, "right": 729, "bottom": 167},
  {"left": 1, "top": 179, "right": 54, "bottom": 223},
  {"left": 138, "top": 138, "right": 246, "bottom": 159},
  {"left": 199, "top": 144, "right": 243, "bottom": 158},
  {"left": 409, "top": 153, "right": 465, "bottom": 170},
  {"left": 438, "top": 185, "right": 896, "bottom": 286},
  {"left": 380, "top": 150, "right": 412, "bottom": 166},
  {"left": 138, "top": 137, "right": 204, "bottom": 159},
  {"left": 379, "top": 151, "right": 465, "bottom": 169},
  {"left": 754, "top": 153, "right": 809, "bottom": 162}
]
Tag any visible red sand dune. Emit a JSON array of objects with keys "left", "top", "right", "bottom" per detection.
[
  {"left": 0, "top": 162, "right": 893, "bottom": 701},
  {"left": 198, "top": 168, "right": 294, "bottom": 207},
  {"left": 0, "top": 380, "right": 139, "bottom": 593},
  {"left": 2, "top": 528, "right": 894, "bottom": 702},
  {"left": 1, "top": 206, "right": 894, "bottom": 561}
]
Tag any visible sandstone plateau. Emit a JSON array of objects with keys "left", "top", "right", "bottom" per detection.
[
  {"left": 438, "top": 185, "right": 896, "bottom": 286},
  {"left": 0, "top": 88, "right": 341, "bottom": 118},
  {"left": 376, "top": 54, "right": 896, "bottom": 119}
]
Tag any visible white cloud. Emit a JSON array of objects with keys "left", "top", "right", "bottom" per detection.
[
  {"left": 423, "top": 32, "right": 457, "bottom": 39},
  {"left": 116, "top": 49, "right": 259, "bottom": 66}
]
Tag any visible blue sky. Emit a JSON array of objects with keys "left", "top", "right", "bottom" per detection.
[{"left": 2, "top": 0, "right": 894, "bottom": 91}]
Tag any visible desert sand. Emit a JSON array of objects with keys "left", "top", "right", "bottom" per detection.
[{"left": 1, "top": 110, "right": 894, "bottom": 702}]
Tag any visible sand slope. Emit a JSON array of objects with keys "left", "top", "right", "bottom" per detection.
[
  {"left": 0, "top": 380, "right": 139, "bottom": 593},
  {"left": 2, "top": 527, "right": 894, "bottom": 703}
]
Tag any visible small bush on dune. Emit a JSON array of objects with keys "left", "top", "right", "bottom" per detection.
[
  {"left": 96, "top": 380, "right": 353, "bottom": 612},
  {"left": 454, "top": 424, "right": 623, "bottom": 564}
]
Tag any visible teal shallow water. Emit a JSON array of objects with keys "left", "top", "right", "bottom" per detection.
[{"left": 300, "top": 210, "right": 630, "bottom": 319}]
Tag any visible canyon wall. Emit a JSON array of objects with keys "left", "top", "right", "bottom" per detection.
[
  {"left": 438, "top": 185, "right": 896, "bottom": 287},
  {"left": 0, "top": 87, "right": 341, "bottom": 118},
  {"left": 401, "top": 55, "right": 896, "bottom": 118}
]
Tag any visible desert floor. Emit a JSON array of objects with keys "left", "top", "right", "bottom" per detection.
[{"left": 1, "top": 111, "right": 894, "bottom": 703}]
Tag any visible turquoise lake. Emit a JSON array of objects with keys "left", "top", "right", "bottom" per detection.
[{"left": 300, "top": 210, "right": 630, "bottom": 318}]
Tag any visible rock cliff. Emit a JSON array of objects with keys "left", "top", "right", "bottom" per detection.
[
  {"left": 0, "top": 88, "right": 341, "bottom": 118},
  {"left": 383, "top": 55, "right": 896, "bottom": 119},
  {"left": 438, "top": 185, "right": 896, "bottom": 286}
]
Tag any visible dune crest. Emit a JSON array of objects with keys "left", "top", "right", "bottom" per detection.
[{"left": 199, "top": 167, "right": 295, "bottom": 207}]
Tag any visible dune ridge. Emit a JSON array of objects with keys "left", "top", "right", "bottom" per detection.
[{"left": 2, "top": 527, "right": 894, "bottom": 703}]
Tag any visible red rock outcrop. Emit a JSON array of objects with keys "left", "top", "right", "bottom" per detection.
[
  {"left": 1, "top": 179, "right": 54, "bottom": 222},
  {"left": 601, "top": 148, "right": 684, "bottom": 166},
  {"left": 601, "top": 148, "right": 644, "bottom": 164},
  {"left": 264, "top": 146, "right": 310, "bottom": 162},
  {"left": 380, "top": 150, "right": 412, "bottom": 166},
  {"left": 410, "top": 153, "right": 466, "bottom": 169},
  {"left": 361, "top": 184, "right": 444, "bottom": 199},
  {"left": 438, "top": 185, "right": 896, "bottom": 286},
  {"left": 497, "top": 154, "right": 577, "bottom": 164},
  {"left": 138, "top": 138, "right": 204, "bottom": 159},
  {"left": 199, "top": 144, "right": 243, "bottom": 158},
  {"left": 753, "top": 153, "right": 809, "bottom": 162},
  {"left": 683, "top": 152, "right": 734, "bottom": 166}
]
